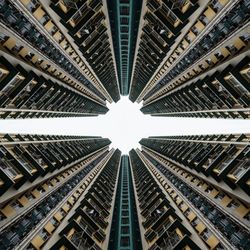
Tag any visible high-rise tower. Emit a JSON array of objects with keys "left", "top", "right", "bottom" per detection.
[
  {"left": 0, "top": 133, "right": 112, "bottom": 249},
  {"left": 128, "top": 0, "right": 250, "bottom": 119},
  {"left": 129, "top": 148, "right": 203, "bottom": 250},
  {"left": 139, "top": 134, "right": 250, "bottom": 249},
  {"left": 0, "top": 133, "right": 249, "bottom": 249},
  {"left": 108, "top": 155, "right": 142, "bottom": 250},
  {"left": 107, "top": 0, "right": 143, "bottom": 96},
  {"left": 129, "top": 0, "right": 200, "bottom": 102},
  {"left": 50, "top": 0, "right": 120, "bottom": 102},
  {"left": 0, "top": 0, "right": 123, "bottom": 119}
]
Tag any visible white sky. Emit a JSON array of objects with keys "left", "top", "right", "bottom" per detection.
[{"left": 0, "top": 96, "right": 250, "bottom": 153}]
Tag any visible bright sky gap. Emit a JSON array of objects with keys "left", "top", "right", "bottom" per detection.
[{"left": 0, "top": 97, "right": 250, "bottom": 153}]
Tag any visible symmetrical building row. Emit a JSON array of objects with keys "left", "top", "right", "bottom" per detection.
[
  {"left": 0, "top": 0, "right": 249, "bottom": 119},
  {"left": 0, "top": 132, "right": 249, "bottom": 249},
  {"left": 0, "top": 56, "right": 108, "bottom": 119}
]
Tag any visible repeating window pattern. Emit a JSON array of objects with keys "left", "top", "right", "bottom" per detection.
[
  {"left": 0, "top": 57, "right": 109, "bottom": 119},
  {"left": 50, "top": 0, "right": 120, "bottom": 102},
  {"left": 0, "top": 1, "right": 249, "bottom": 250},
  {"left": 129, "top": 0, "right": 198, "bottom": 102}
]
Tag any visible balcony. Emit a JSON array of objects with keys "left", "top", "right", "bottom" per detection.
[
  {"left": 15, "top": 156, "right": 37, "bottom": 174},
  {"left": 230, "top": 159, "right": 249, "bottom": 180},
  {"left": 70, "top": 230, "right": 101, "bottom": 250},
  {"left": 0, "top": 158, "right": 22, "bottom": 181},
  {"left": 149, "top": 230, "right": 182, "bottom": 250},
  {"left": 215, "top": 155, "right": 235, "bottom": 173},
  {"left": 200, "top": 228, "right": 212, "bottom": 241}
]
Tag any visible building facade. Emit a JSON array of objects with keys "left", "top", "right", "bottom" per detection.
[
  {"left": 139, "top": 134, "right": 250, "bottom": 249},
  {"left": 0, "top": 55, "right": 109, "bottom": 119},
  {"left": 0, "top": 133, "right": 112, "bottom": 249},
  {"left": 129, "top": 148, "right": 203, "bottom": 250},
  {"left": 0, "top": 132, "right": 249, "bottom": 249},
  {"left": 129, "top": 0, "right": 200, "bottom": 102},
  {"left": 107, "top": 0, "right": 143, "bottom": 96},
  {"left": 108, "top": 155, "right": 142, "bottom": 250},
  {"left": 50, "top": 0, "right": 120, "bottom": 102},
  {"left": 128, "top": 0, "right": 250, "bottom": 119},
  {"left": 0, "top": 0, "right": 122, "bottom": 119}
]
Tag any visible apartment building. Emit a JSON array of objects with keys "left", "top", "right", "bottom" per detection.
[
  {"left": 107, "top": 0, "right": 143, "bottom": 95},
  {"left": 0, "top": 0, "right": 121, "bottom": 119},
  {"left": 0, "top": 133, "right": 111, "bottom": 249},
  {"left": 139, "top": 133, "right": 250, "bottom": 249},
  {"left": 132, "top": 0, "right": 250, "bottom": 118}
]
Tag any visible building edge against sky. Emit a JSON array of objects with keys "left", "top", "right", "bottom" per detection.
[
  {"left": 0, "top": 132, "right": 249, "bottom": 250},
  {"left": 0, "top": 0, "right": 249, "bottom": 250}
]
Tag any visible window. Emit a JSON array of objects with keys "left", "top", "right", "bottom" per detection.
[
  {"left": 2, "top": 75, "right": 24, "bottom": 94},
  {"left": 50, "top": 217, "right": 59, "bottom": 227},
  {"left": 121, "top": 26, "right": 128, "bottom": 33},
  {"left": 121, "top": 217, "right": 129, "bottom": 224},
  {"left": 0, "top": 212, "right": 6, "bottom": 221},
  {"left": 243, "top": 212, "right": 250, "bottom": 222},
  {"left": 120, "top": 6, "right": 129, "bottom": 15},
  {"left": 121, "top": 226, "right": 129, "bottom": 234},
  {"left": 37, "top": 186, "right": 46, "bottom": 194},
  {"left": 201, "top": 229, "right": 212, "bottom": 240},
  {"left": 0, "top": 64, "right": 9, "bottom": 82},
  {"left": 120, "top": 236, "right": 130, "bottom": 246},
  {"left": 39, "top": 229, "right": 50, "bottom": 241},
  {"left": 230, "top": 159, "right": 250, "bottom": 179},
  {"left": 240, "top": 64, "right": 250, "bottom": 83},
  {"left": 191, "top": 218, "right": 199, "bottom": 227},
  {"left": 26, "top": 0, "right": 40, "bottom": 12},
  {"left": 227, "top": 200, "right": 240, "bottom": 209},
  {"left": 26, "top": 193, "right": 35, "bottom": 201},
  {"left": 120, "top": 17, "right": 129, "bottom": 25},
  {"left": 2, "top": 161, "right": 20, "bottom": 179},
  {"left": 60, "top": 208, "right": 66, "bottom": 217},
  {"left": 224, "top": 74, "right": 248, "bottom": 94},
  {"left": 214, "top": 192, "right": 225, "bottom": 201},
  {"left": 122, "top": 210, "right": 128, "bottom": 216},
  {"left": 11, "top": 200, "right": 22, "bottom": 210},
  {"left": 214, "top": 243, "right": 225, "bottom": 250},
  {"left": 184, "top": 208, "right": 191, "bottom": 217},
  {"left": 210, "top": 0, "right": 223, "bottom": 12}
]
